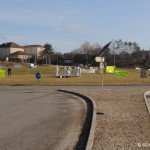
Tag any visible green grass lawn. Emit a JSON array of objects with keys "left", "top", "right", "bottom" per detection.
[{"left": 0, "top": 65, "right": 150, "bottom": 85}]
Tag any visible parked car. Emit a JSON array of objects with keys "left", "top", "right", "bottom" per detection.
[
  {"left": 28, "top": 63, "right": 37, "bottom": 68},
  {"left": 135, "top": 67, "right": 141, "bottom": 70}
]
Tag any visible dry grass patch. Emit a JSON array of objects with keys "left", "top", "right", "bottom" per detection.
[{"left": 0, "top": 65, "right": 150, "bottom": 85}]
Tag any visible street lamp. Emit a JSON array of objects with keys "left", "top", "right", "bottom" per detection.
[
  {"left": 56, "top": 53, "right": 58, "bottom": 65},
  {"left": 111, "top": 41, "right": 116, "bottom": 67},
  {"left": 111, "top": 40, "right": 118, "bottom": 67},
  {"left": 26, "top": 44, "right": 31, "bottom": 63}
]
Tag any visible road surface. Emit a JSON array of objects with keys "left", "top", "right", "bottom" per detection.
[{"left": 0, "top": 86, "right": 86, "bottom": 150}]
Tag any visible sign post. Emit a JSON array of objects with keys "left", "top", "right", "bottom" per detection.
[
  {"left": 95, "top": 56, "right": 105, "bottom": 89},
  {"left": 100, "top": 62, "right": 105, "bottom": 89},
  {"left": 35, "top": 72, "right": 41, "bottom": 84}
]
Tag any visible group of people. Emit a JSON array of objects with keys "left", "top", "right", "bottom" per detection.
[
  {"left": 55, "top": 65, "right": 71, "bottom": 78},
  {"left": 55, "top": 65, "right": 81, "bottom": 78}
]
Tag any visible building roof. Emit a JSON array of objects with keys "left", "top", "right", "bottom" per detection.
[
  {"left": 23, "top": 45, "right": 44, "bottom": 48},
  {"left": 0, "top": 42, "right": 23, "bottom": 48},
  {"left": 10, "top": 51, "right": 28, "bottom": 56}
]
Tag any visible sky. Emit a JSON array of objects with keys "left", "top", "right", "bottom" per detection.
[{"left": 0, "top": 0, "right": 150, "bottom": 52}]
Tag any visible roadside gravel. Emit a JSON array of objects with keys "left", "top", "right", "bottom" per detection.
[{"left": 72, "top": 87, "right": 150, "bottom": 150}]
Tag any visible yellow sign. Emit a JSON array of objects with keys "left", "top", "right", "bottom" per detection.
[
  {"left": 0, "top": 69, "right": 5, "bottom": 78},
  {"left": 106, "top": 66, "right": 115, "bottom": 73}
]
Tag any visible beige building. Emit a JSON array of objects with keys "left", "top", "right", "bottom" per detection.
[
  {"left": 0, "top": 42, "right": 44, "bottom": 62},
  {"left": 9, "top": 51, "right": 29, "bottom": 62},
  {"left": 24, "top": 45, "right": 44, "bottom": 58},
  {"left": 0, "top": 42, "right": 24, "bottom": 60}
]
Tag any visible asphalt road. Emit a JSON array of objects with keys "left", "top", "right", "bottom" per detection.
[
  {"left": 0, "top": 85, "right": 149, "bottom": 150},
  {"left": 0, "top": 86, "right": 86, "bottom": 150}
]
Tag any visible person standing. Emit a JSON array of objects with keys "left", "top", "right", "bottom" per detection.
[
  {"left": 55, "top": 65, "right": 59, "bottom": 77},
  {"left": 66, "top": 68, "right": 71, "bottom": 77},
  {"left": 7, "top": 67, "right": 12, "bottom": 76}
]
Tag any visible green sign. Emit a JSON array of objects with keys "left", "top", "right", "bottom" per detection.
[
  {"left": 115, "top": 70, "right": 128, "bottom": 77},
  {"left": 0, "top": 69, "right": 5, "bottom": 78}
]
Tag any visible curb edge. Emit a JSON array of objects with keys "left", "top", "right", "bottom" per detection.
[
  {"left": 58, "top": 89, "right": 97, "bottom": 150},
  {"left": 144, "top": 90, "right": 150, "bottom": 115}
]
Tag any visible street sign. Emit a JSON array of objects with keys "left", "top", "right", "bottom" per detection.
[
  {"left": 95, "top": 57, "right": 105, "bottom": 62},
  {"left": 35, "top": 72, "right": 41, "bottom": 80}
]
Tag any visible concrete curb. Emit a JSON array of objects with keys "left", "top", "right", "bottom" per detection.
[
  {"left": 85, "top": 95, "right": 97, "bottom": 150},
  {"left": 144, "top": 91, "right": 150, "bottom": 115},
  {"left": 58, "top": 89, "right": 97, "bottom": 150}
]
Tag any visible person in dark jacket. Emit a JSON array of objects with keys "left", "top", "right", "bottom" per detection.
[{"left": 7, "top": 67, "right": 12, "bottom": 76}]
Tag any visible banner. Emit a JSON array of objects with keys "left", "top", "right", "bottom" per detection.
[
  {"left": 106, "top": 66, "right": 115, "bottom": 73},
  {"left": 115, "top": 70, "right": 128, "bottom": 77},
  {"left": 0, "top": 69, "right": 5, "bottom": 78}
]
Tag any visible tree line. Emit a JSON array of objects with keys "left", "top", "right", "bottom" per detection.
[{"left": 38, "top": 40, "right": 150, "bottom": 69}]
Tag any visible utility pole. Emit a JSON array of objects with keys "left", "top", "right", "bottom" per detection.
[
  {"left": 113, "top": 42, "right": 116, "bottom": 67},
  {"left": 34, "top": 48, "right": 37, "bottom": 65}
]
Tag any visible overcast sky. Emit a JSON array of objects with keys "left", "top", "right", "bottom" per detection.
[{"left": 0, "top": 0, "right": 150, "bottom": 52}]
